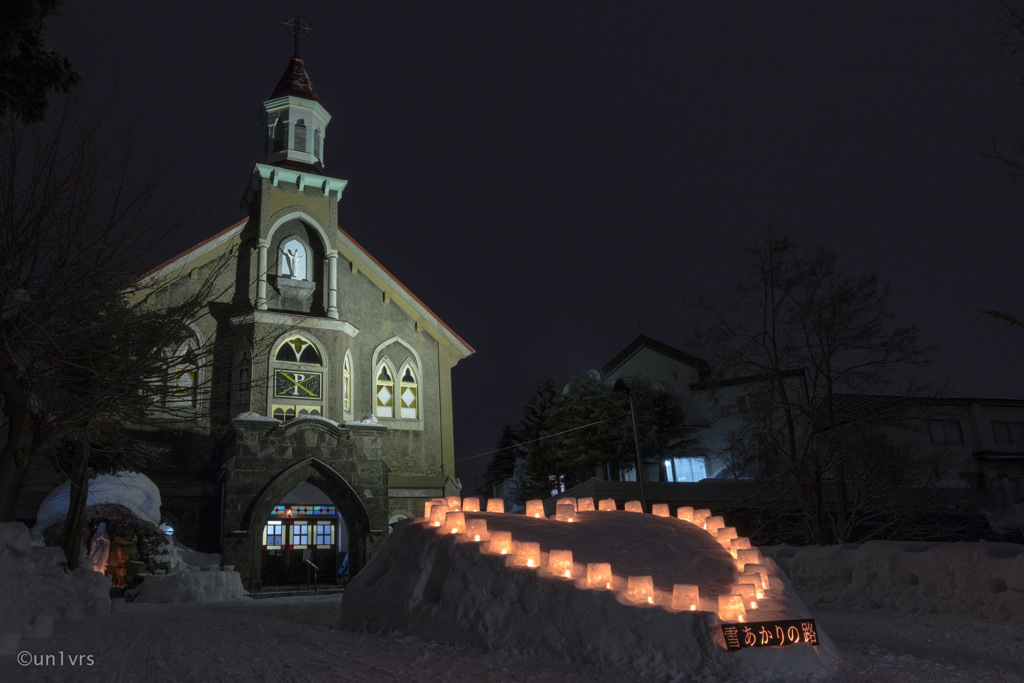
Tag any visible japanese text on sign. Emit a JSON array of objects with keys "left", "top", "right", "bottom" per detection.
[{"left": 721, "top": 618, "right": 819, "bottom": 651}]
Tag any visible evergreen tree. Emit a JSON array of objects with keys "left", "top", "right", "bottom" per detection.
[
  {"left": 483, "top": 423, "right": 520, "bottom": 492},
  {"left": 515, "top": 374, "right": 564, "bottom": 501}
]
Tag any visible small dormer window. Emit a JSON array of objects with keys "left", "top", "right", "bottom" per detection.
[
  {"left": 313, "top": 128, "right": 321, "bottom": 159},
  {"left": 294, "top": 118, "right": 306, "bottom": 152}
]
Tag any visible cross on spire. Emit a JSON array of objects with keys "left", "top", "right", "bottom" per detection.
[{"left": 281, "top": 14, "right": 314, "bottom": 56}]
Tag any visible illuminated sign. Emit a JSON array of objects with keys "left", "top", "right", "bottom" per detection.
[{"left": 721, "top": 619, "right": 819, "bottom": 651}]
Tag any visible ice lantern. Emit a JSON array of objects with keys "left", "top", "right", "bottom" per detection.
[
  {"left": 462, "top": 497, "right": 481, "bottom": 512},
  {"left": 548, "top": 549, "right": 573, "bottom": 577},
  {"left": 514, "top": 541, "right": 541, "bottom": 568},
  {"left": 555, "top": 502, "right": 577, "bottom": 522},
  {"left": 444, "top": 512, "right": 466, "bottom": 535},
  {"left": 705, "top": 516, "right": 725, "bottom": 535},
  {"left": 729, "top": 537, "right": 751, "bottom": 558},
  {"left": 626, "top": 575, "right": 654, "bottom": 604},
  {"left": 429, "top": 505, "right": 450, "bottom": 527},
  {"left": 466, "top": 518, "right": 489, "bottom": 542},
  {"left": 736, "top": 548, "right": 761, "bottom": 569},
  {"left": 488, "top": 530, "right": 513, "bottom": 555},
  {"left": 672, "top": 584, "right": 700, "bottom": 611},
  {"left": 446, "top": 496, "right": 462, "bottom": 511},
  {"left": 743, "top": 563, "right": 770, "bottom": 590},
  {"left": 577, "top": 497, "right": 595, "bottom": 512},
  {"left": 732, "top": 582, "right": 758, "bottom": 609},
  {"left": 718, "top": 594, "right": 747, "bottom": 622},
  {"left": 739, "top": 573, "right": 764, "bottom": 599},
  {"left": 717, "top": 527, "right": 738, "bottom": 547},
  {"left": 693, "top": 509, "right": 711, "bottom": 528},
  {"left": 422, "top": 500, "right": 436, "bottom": 519},
  {"left": 598, "top": 499, "right": 617, "bottom": 511},
  {"left": 587, "top": 563, "right": 613, "bottom": 589},
  {"left": 624, "top": 500, "right": 643, "bottom": 513},
  {"left": 651, "top": 504, "right": 669, "bottom": 518},
  {"left": 486, "top": 498, "right": 505, "bottom": 513},
  {"left": 676, "top": 506, "right": 694, "bottom": 523},
  {"left": 557, "top": 497, "right": 577, "bottom": 510},
  {"left": 525, "top": 500, "right": 545, "bottom": 518}
]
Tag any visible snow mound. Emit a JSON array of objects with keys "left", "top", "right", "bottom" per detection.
[
  {"left": 340, "top": 512, "right": 837, "bottom": 681},
  {"left": 131, "top": 568, "right": 247, "bottom": 603},
  {"left": 233, "top": 411, "right": 282, "bottom": 423},
  {"left": 0, "top": 523, "right": 111, "bottom": 635},
  {"left": 346, "top": 414, "right": 381, "bottom": 427},
  {"left": 31, "top": 471, "right": 162, "bottom": 545},
  {"left": 763, "top": 541, "right": 1024, "bottom": 622}
]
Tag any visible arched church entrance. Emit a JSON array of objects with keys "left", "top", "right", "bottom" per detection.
[
  {"left": 236, "top": 457, "right": 372, "bottom": 591},
  {"left": 261, "top": 482, "right": 350, "bottom": 586}
]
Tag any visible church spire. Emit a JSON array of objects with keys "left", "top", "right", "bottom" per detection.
[{"left": 257, "top": 16, "right": 331, "bottom": 172}]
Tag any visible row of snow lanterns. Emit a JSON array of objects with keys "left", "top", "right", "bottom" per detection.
[{"left": 420, "top": 496, "right": 770, "bottom": 623}]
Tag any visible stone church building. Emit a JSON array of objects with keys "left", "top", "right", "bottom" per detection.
[{"left": 121, "top": 54, "right": 473, "bottom": 589}]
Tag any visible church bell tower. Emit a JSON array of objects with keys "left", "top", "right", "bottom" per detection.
[{"left": 258, "top": 52, "right": 331, "bottom": 172}]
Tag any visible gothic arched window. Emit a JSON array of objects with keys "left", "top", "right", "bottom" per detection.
[
  {"left": 375, "top": 362, "right": 395, "bottom": 419},
  {"left": 271, "top": 335, "right": 325, "bottom": 421},
  {"left": 294, "top": 118, "right": 306, "bottom": 152},
  {"left": 234, "top": 347, "right": 251, "bottom": 408},
  {"left": 313, "top": 128, "right": 321, "bottom": 159},
  {"left": 273, "top": 118, "right": 286, "bottom": 153},
  {"left": 170, "top": 341, "right": 198, "bottom": 407},
  {"left": 399, "top": 363, "right": 418, "bottom": 419}
]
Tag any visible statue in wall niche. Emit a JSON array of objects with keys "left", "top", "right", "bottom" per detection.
[
  {"left": 283, "top": 246, "right": 305, "bottom": 279},
  {"left": 88, "top": 522, "right": 110, "bottom": 574}
]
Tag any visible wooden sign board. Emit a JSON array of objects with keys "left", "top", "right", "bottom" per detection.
[{"left": 721, "top": 618, "right": 819, "bottom": 651}]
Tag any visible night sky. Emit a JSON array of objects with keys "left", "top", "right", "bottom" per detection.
[{"left": 46, "top": 2, "right": 1024, "bottom": 489}]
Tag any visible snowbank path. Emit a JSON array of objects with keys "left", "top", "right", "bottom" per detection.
[
  {"left": 815, "top": 607, "right": 1024, "bottom": 683},
  {"left": 2, "top": 595, "right": 1021, "bottom": 683}
]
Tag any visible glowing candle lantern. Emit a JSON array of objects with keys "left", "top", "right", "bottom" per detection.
[
  {"left": 652, "top": 504, "right": 669, "bottom": 518},
  {"left": 736, "top": 548, "right": 761, "bottom": 569},
  {"left": 514, "top": 541, "right": 541, "bottom": 568},
  {"left": 446, "top": 496, "right": 462, "bottom": 511},
  {"left": 577, "top": 497, "right": 595, "bottom": 512},
  {"left": 525, "top": 500, "right": 545, "bottom": 518},
  {"left": 587, "top": 563, "right": 613, "bottom": 589},
  {"left": 548, "top": 549, "right": 573, "bottom": 577},
  {"left": 624, "top": 500, "right": 643, "bottom": 513},
  {"left": 444, "top": 512, "right": 466, "bottom": 535},
  {"left": 429, "top": 505, "right": 450, "bottom": 527},
  {"left": 732, "top": 582, "right": 758, "bottom": 609},
  {"left": 598, "top": 499, "right": 617, "bottom": 511},
  {"left": 743, "top": 563, "right": 770, "bottom": 590},
  {"left": 739, "top": 573, "right": 764, "bottom": 599},
  {"left": 486, "top": 498, "right": 505, "bottom": 513},
  {"left": 558, "top": 497, "right": 577, "bottom": 510},
  {"left": 676, "top": 506, "right": 694, "bottom": 523},
  {"left": 555, "top": 503, "right": 577, "bottom": 522},
  {"left": 717, "top": 527, "right": 738, "bottom": 547},
  {"left": 718, "top": 594, "right": 747, "bottom": 622},
  {"left": 626, "top": 575, "right": 654, "bottom": 603},
  {"left": 672, "top": 584, "right": 700, "bottom": 611},
  {"left": 488, "top": 530, "right": 512, "bottom": 555},
  {"left": 693, "top": 509, "right": 712, "bottom": 528},
  {"left": 729, "top": 537, "right": 751, "bottom": 558},
  {"left": 705, "top": 516, "right": 725, "bottom": 535},
  {"left": 423, "top": 500, "right": 436, "bottom": 519},
  {"left": 465, "top": 518, "right": 489, "bottom": 542},
  {"left": 462, "top": 497, "right": 481, "bottom": 512}
]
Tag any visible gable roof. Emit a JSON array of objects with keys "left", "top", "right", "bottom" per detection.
[
  {"left": 600, "top": 334, "right": 710, "bottom": 380},
  {"left": 136, "top": 218, "right": 474, "bottom": 360}
]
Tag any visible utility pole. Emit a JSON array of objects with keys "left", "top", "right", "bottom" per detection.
[{"left": 613, "top": 378, "right": 648, "bottom": 513}]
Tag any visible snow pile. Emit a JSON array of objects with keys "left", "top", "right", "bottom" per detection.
[
  {"left": 31, "top": 471, "right": 162, "bottom": 545},
  {"left": 0, "top": 523, "right": 111, "bottom": 636},
  {"left": 233, "top": 411, "right": 282, "bottom": 423},
  {"left": 346, "top": 413, "right": 381, "bottom": 427},
  {"left": 131, "top": 567, "right": 247, "bottom": 603},
  {"left": 340, "top": 511, "right": 837, "bottom": 681},
  {"left": 762, "top": 541, "right": 1024, "bottom": 622}
]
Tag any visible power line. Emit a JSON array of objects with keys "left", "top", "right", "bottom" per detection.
[{"left": 454, "top": 419, "right": 609, "bottom": 463}]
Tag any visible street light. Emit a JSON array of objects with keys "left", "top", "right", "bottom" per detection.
[{"left": 613, "top": 378, "right": 647, "bottom": 514}]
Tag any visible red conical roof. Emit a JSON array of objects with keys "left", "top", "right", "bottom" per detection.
[{"left": 270, "top": 56, "right": 321, "bottom": 104}]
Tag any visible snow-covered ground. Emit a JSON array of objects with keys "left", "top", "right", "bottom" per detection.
[{"left": 1, "top": 594, "right": 1022, "bottom": 683}]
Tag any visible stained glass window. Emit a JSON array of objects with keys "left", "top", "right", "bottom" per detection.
[
  {"left": 399, "top": 364, "right": 417, "bottom": 419},
  {"left": 376, "top": 363, "right": 394, "bottom": 418}
]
